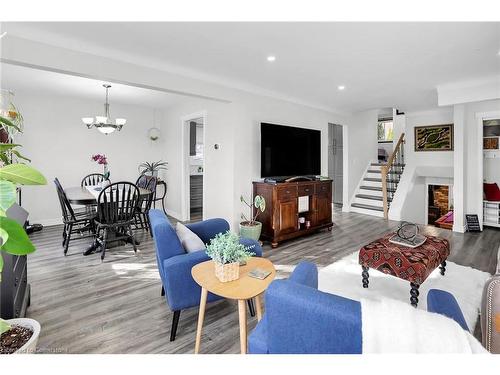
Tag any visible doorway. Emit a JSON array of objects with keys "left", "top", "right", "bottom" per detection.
[
  {"left": 427, "top": 184, "right": 453, "bottom": 230},
  {"left": 182, "top": 112, "right": 206, "bottom": 222},
  {"left": 328, "top": 123, "right": 343, "bottom": 207}
]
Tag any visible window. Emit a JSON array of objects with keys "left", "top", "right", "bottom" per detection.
[{"left": 377, "top": 120, "right": 394, "bottom": 142}]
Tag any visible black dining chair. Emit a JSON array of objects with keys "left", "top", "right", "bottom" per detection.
[
  {"left": 81, "top": 173, "right": 109, "bottom": 187},
  {"left": 134, "top": 175, "right": 158, "bottom": 235},
  {"left": 95, "top": 182, "right": 140, "bottom": 261},
  {"left": 54, "top": 178, "right": 97, "bottom": 255}
]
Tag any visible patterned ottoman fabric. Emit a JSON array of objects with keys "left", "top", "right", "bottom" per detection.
[{"left": 359, "top": 233, "right": 450, "bottom": 285}]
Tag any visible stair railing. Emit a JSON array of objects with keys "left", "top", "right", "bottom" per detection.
[{"left": 380, "top": 133, "right": 405, "bottom": 219}]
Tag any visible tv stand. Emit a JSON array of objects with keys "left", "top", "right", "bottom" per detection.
[{"left": 253, "top": 179, "right": 333, "bottom": 248}]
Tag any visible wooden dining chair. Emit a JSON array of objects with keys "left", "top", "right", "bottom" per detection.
[
  {"left": 95, "top": 182, "right": 140, "bottom": 261},
  {"left": 134, "top": 175, "right": 158, "bottom": 235},
  {"left": 81, "top": 173, "right": 109, "bottom": 187},
  {"left": 54, "top": 178, "right": 97, "bottom": 255}
]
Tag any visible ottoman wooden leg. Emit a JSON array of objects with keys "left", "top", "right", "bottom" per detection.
[
  {"left": 410, "top": 282, "right": 420, "bottom": 307},
  {"left": 362, "top": 266, "right": 369, "bottom": 288},
  {"left": 439, "top": 261, "right": 446, "bottom": 276}
]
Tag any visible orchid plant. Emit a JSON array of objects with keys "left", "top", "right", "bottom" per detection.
[{"left": 91, "top": 154, "right": 110, "bottom": 179}]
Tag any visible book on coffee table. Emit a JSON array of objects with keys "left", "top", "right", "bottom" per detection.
[{"left": 248, "top": 268, "right": 272, "bottom": 280}]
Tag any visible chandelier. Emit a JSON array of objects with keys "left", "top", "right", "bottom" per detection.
[{"left": 82, "top": 84, "right": 126, "bottom": 135}]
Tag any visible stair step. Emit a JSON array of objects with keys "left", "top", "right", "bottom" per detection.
[
  {"left": 351, "top": 203, "right": 384, "bottom": 212},
  {"left": 363, "top": 177, "right": 400, "bottom": 183},
  {"left": 367, "top": 169, "right": 403, "bottom": 175},
  {"left": 360, "top": 185, "right": 396, "bottom": 193},
  {"left": 355, "top": 194, "right": 392, "bottom": 202}
]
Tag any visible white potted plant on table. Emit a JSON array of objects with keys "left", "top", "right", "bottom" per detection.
[
  {"left": 205, "top": 231, "right": 255, "bottom": 282},
  {"left": 239, "top": 195, "right": 266, "bottom": 241},
  {"left": 0, "top": 109, "right": 46, "bottom": 354}
]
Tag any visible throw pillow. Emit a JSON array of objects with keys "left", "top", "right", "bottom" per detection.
[
  {"left": 176, "top": 222, "right": 205, "bottom": 253},
  {"left": 484, "top": 182, "right": 500, "bottom": 201}
]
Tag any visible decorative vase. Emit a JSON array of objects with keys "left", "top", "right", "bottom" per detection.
[
  {"left": 239, "top": 221, "right": 262, "bottom": 241},
  {"left": 214, "top": 261, "right": 240, "bottom": 282},
  {"left": 4, "top": 318, "right": 41, "bottom": 354}
]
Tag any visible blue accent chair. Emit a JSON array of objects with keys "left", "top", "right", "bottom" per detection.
[
  {"left": 248, "top": 261, "right": 363, "bottom": 354},
  {"left": 148, "top": 209, "right": 262, "bottom": 341},
  {"left": 427, "top": 289, "right": 469, "bottom": 331}
]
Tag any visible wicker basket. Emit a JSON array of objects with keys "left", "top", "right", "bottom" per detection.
[{"left": 214, "top": 261, "right": 240, "bottom": 282}]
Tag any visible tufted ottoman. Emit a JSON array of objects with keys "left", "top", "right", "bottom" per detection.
[{"left": 359, "top": 233, "right": 450, "bottom": 307}]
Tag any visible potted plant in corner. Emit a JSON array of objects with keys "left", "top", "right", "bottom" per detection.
[
  {"left": 138, "top": 160, "right": 168, "bottom": 177},
  {"left": 239, "top": 194, "right": 266, "bottom": 241},
  {"left": 205, "top": 231, "right": 255, "bottom": 282},
  {"left": 0, "top": 109, "right": 46, "bottom": 354}
]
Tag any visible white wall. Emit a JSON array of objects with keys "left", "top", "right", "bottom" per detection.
[
  {"left": 345, "top": 109, "right": 379, "bottom": 208},
  {"left": 484, "top": 157, "right": 500, "bottom": 184},
  {"left": 161, "top": 93, "right": 349, "bottom": 228},
  {"left": 389, "top": 108, "right": 454, "bottom": 223},
  {"left": 12, "top": 90, "right": 164, "bottom": 225}
]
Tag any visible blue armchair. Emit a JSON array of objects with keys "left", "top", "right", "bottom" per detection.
[
  {"left": 148, "top": 209, "right": 262, "bottom": 341},
  {"left": 249, "top": 263, "right": 471, "bottom": 354},
  {"left": 248, "top": 261, "right": 362, "bottom": 354}
]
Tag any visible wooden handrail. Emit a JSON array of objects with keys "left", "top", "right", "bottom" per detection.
[
  {"left": 381, "top": 133, "right": 405, "bottom": 219},
  {"left": 385, "top": 133, "right": 405, "bottom": 168}
]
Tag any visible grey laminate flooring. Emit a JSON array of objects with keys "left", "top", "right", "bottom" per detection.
[{"left": 27, "top": 209, "right": 500, "bottom": 353}]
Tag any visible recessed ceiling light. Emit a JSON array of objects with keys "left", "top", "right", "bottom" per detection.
[
  {"left": 338, "top": 85, "right": 346, "bottom": 91},
  {"left": 267, "top": 55, "right": 276, "bottom": 62}
]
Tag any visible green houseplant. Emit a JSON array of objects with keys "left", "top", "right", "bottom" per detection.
[
  {"left": 138, "top": 160, "right": 168, "bottom": 177},
  {"left": 0, "top": 110, "right": 46, "bottom": 353},
  {"left": 205, "top": 231, "right": 255, "bottom": 282},
  {"left": 239, "top": 194, "right": 266, "bottom": 241}
]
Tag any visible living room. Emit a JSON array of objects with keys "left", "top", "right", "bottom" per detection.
[{"left": 1, "top": 1, "right": 500, "bottom": 373}]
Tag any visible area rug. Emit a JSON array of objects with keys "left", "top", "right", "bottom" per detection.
[{"left": 318, "top": 252, "right": 491, "bottom": 330}]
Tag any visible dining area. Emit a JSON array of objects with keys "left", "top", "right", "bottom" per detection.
[{"left": 53, "top": 162, "right": 168, "bottom": 261}]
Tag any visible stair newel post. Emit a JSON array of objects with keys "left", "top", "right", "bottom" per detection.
[{"left": 381, "top": 165, "right": 389, "bottom": 219}]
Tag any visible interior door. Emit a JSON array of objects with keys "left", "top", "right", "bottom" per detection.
[
  {"left": 278, "top": 199, "right": 298, "bottom": 235},
  {"left": 328, "top": 124, "right": 343, "bottom": 205}
]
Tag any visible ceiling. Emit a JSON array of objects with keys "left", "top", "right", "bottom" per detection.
[
  {"left": 2, "top": 22, "right": 500, "bottom": 112},
  {"left": 0, "top": 63, "right": 181, "bottom": 108}
]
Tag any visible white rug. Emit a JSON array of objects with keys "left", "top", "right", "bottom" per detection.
[{"left": 318, "top": 252, "right": 491, "bottom": 330}]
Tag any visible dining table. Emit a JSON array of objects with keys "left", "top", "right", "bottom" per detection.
[{"left": 65, "top": 185, "right": 152, "bottom": 256}]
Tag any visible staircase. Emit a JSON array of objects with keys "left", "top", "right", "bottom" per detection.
[{"left": 351, "top": 133, "right": 406, "bottom": 218}]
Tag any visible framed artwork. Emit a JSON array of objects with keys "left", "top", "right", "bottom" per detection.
[{"left": 414, "top": 124, "right": 454, "bottom": 152}]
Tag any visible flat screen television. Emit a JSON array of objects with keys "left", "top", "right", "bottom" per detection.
[{"left": 261, "top": 122, "right": 321, "bottom": 178}]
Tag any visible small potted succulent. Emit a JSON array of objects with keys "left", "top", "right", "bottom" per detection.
[
  {"left": 138, "top": 160, "right": 168, "bottom": 177},
  {"left": 205, "top": 231, "right": 255, "bottom": 282},
  {"left": 239, "top": 195, "right": 266, "bottom": 241}
]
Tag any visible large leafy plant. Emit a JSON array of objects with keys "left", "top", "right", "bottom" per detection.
[
  {"left": 0, "top": 113, "right": 46, "bottom": 334},
  {"left": 205, "top": 231, "right": 255, "bottom": 264}
]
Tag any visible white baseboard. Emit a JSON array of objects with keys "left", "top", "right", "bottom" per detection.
[
  {"left": 166, "top": 210, "right": 182, "bottom": 221},
  {"left": 452, "top": 224, "right": 466, "bottom": 233}
]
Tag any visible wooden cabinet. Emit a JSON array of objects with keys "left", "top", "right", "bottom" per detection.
[{"left": 253, "top": 179, "right": 333, "bottom": 248}]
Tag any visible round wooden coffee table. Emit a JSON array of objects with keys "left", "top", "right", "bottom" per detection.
[{"left": 191, "top": 257, "right": 276, "bottom": 354}]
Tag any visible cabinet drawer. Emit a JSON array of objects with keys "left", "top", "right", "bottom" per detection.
[
  {"left": 277, "top": 186, "right": 298, "bottom": 201},
  {"left": 315, "top": 182, "right": 332, "bottom": 195},
  {"left": 298, "top": 184, "right": 314, "bottom": 196}
]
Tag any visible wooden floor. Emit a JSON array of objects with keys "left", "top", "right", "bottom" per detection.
[{"left": 27, "top": 209, "right": 500, "bottom": 354}]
